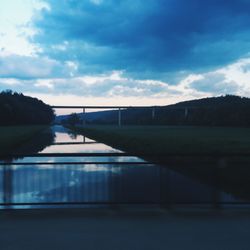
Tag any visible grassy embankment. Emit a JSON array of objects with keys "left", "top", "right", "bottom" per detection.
[
  {"left": 0, "top": 125, "right": 47, "bottom": 155},
  {"left": 71, "top": 125, "right": 250, "bottom": 156},
  {"left": 70, "top": 125, "right": 250, "bottom": 200}
]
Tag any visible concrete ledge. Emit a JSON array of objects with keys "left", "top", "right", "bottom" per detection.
[{"left": 1, "top": 208, "right": 250, "bottom": 250}]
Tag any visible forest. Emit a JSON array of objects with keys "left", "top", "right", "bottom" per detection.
[{"left": 0, "top": 90, "right": 55, "bottom": 125}]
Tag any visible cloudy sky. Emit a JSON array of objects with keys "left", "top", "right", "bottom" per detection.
[{"left": 1, "top": 0, "right": 250, "bottom": 107}]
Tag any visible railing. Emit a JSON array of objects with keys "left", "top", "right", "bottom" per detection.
[{"left": 0, "top": 152, "right": 249, "bottom": 209}]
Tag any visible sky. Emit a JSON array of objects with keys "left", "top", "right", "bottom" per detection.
[{"left": 1, "top": 0, "right": 250, "bottom": 110}]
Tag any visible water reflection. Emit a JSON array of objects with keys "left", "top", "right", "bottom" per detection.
[
  {"left": 0, "top": 163, "right": 238, "bottom": 206},
  {"left": 0, "top": 125, "right": 247, "bottom": 208}
]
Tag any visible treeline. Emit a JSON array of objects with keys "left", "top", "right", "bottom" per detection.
[
  {"left": 62, "top": 95, "right": 250, "bottom": 127},
  {"left": 156, "top": 95, "right": 250, "bottom": 127},
  {"left": 0, "top": 90, "right": 55, "bottom": 125}
]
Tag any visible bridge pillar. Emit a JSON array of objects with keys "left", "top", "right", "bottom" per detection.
[
  {"left": 118, "top": 108, "right": 122, "bottom": 126},
  {"left": 152, "top": 108, "right": 155, "bottom": 120},
  {"left": 82, "top": 108, "right": 85, "bottom": 126}
]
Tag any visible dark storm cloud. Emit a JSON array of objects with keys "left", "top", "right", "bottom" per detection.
[{"left": 33, "top": 0, "right": 250, "bottom": 80}]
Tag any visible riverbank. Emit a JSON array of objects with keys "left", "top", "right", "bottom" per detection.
[
  {"left": 70, "top": 125, "right": 250, "bottom": 200},
  {"left": 70, "top": 125, "right": 250, "bottom": 156},
  {"left": 0, "top": 125, "right": 47, "bottom": 155}
]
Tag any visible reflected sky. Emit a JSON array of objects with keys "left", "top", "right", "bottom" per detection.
[{"left": 41, "top": 126, "right": 121, "bottom": 154}]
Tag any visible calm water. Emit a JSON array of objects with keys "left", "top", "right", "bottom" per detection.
[{"left": 0, "top": 126, "right": 244, "bottom": 209}]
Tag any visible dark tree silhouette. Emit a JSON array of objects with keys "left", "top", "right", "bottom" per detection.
[
  {"left": 0, "top": 90, "right": 55, "bottom": 125},
  {"left": 62, "top": 113, "right": 81, "bottom": 126}
]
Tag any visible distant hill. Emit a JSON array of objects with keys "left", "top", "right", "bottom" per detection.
[
  {"left": 170, "top": 95, "right": 250, "bottom": 108},
  {"left": 55, "top": 110, "right": 115, "bottom": 123},
  {"left": 0, "top": 90, "right": 55, "bottom": 126},
  {"left": 57, "top": 95, "right": 250, "bottom": 127}
]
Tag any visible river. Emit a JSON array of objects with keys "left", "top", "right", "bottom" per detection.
[{"left": 0, "top": 125, "right": 241, "bottom": 209}]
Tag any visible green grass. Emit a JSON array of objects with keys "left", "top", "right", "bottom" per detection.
[
  {"left": 72, "top": 125, "right": 250, "bottom": 155},
  {"left": 71, "top": 125, "right": 250, "bottom": 200},
  {"left": 0, "top": 125, "right": 47, "bottom": 154}
]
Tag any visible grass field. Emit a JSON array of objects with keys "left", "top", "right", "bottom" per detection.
[
  {"left": 71, "top": 125, "right": 250, "bottom": 155},
  {"left": 71, "top": 125, "right": 250, "bottom": 200},
  {"left": 0, "top": 125, "right": 47, "bottom": 154}
]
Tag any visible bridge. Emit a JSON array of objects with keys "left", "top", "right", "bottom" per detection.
[{"left": 52, "top": 105, "right": 191, "bottom": 126}]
